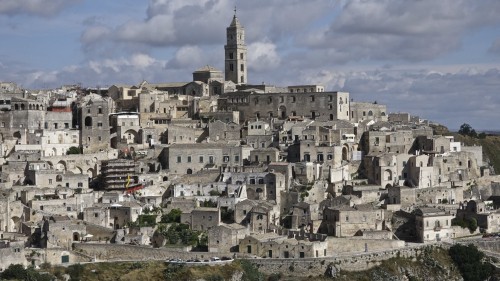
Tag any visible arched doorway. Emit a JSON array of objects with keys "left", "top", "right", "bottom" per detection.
[
  {"left": 342, "top": 146, "right": 349, "bottom": 161},
  {"left": 384, "top": 169, "right": 393, "bottom": 181},
  {"left": 186, "top": 168, "right": 193, "bottom": 175},
  {"left": 10, "top": 216, "right": 20, "bottom": 232},
  {"left": 278, "top": 105, "right": 287, "bottom": 119},
  {"left": 84, "top": 116, "right": 92, "bottom": 127},
  {"left": 73, "top": 232, "right": 80, "bottom": 241}
]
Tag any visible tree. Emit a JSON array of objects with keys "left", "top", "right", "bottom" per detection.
[
  {"left": 468, "top": 217, "right": 478, "bottom": 233},
  {"left": 449, "top": 244, "right": 494, "bottom": 281},
  {"left": 1, "top": 264, "right": 26, "bottom": 280},
  {"left": 66, "top": 263, "right": 84, "bottom": 281},
  {"left": 458, "top": 123, "right": 477, "bottom": 138},
  {"left": 66, "top": 146, "right": 81, "bottom": 155},
  {"left": 161, "top": 209, "right": 182, "bottom": 223}
]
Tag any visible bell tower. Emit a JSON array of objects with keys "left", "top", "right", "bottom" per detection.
[{"left": 224, "top": 9, "right": 247, "bottom": 85}]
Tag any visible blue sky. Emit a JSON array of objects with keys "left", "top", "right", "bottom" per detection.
[{"left": 1, "top": 0, "right": 500, "bottom": 131}]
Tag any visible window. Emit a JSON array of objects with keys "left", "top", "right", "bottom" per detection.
[
  {"left": 97, "top": 122, "right": 103, "bottom": 127},
  {"left": 199, "top": 156, "right": 204, "bottom": 163},
  {"left": 98, "top": 136, "right": 102, "bottom": 141},
  {"left": 98, "top": 107, "right": 103, "bottom": 114},
  {"left": 67, "top": 207, "right": 71, "bottom": 211},
  {"left": 223, "top": 156, "right": 229, "bottom": 162},
  {"left": 234, "top": 155, "right": 240, "bottom": 162},
  {"left": 310, "top": 95, "right": 315, "bottom": 102},
  {"left": 78, "top": 182, "right": 83, "bottom": 187},
  {"left": 240, "top": 64, "right": 244, "bottom": 71},
  {"left": 94, "top": 213, "right": 99, "bottom": 218},
  {"left": 229, "top": 52, "right": 234, "bottom": 59},
  {"left": 291, "top": 96, "right": 296, "bottom": 103},
  {"left": 240, "top": 53, "right": 243, "bottom": 59},
  {"left": 187, "top": 156, "right": 192, "bottom": 163},
  {"left": 49, "top": 179, "right": 52, "bottom": 184},
  {"left": 230, "top": 64, "right": 234, "bottom": 71}
]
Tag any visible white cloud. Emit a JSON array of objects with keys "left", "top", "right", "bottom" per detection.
[
  {"left": 81, "top": 26, "right": 111, "bottom": 45},
  {"left": 167, "top": 46, "right": 203, "bottom": 70},
  {"left": 247, "top": 41, "right": 281, "bottom": 71},
  {"left": 130, "top": 53, "right": 156, "bottom": 69},
  {"left": 0, "top": 0, "right": 81, "bottom": 17},
  {"left": 304, "top": 0, "right": 500, "bottom": 62},
  {"left": 115, "top": 14, "right": 176, "bottom": 46}
]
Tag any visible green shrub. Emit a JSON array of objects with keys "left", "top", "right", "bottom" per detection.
[
  {"left": 1, "top": 264, "right": 26, "bottom": 280},
  {"left": 449, "top": 244, "right": 494, "bottom": 281},
  {"left": 66, "top": 263, "right": 84, "bottom": 281},
  {"left": 239, "top": 260, "right": 264, "bottom": 281},
  {"left": 161, "top": 209, "right": 181, "bottom": 223}
]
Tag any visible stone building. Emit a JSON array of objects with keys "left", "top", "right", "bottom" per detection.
[
  {"left": 234, "top": 199, "right": 279, "bottom": 233},
  {"left": 109, "top": 113, "right": 141, "bottom": 147},
  {"left": 181, "top": 207, "right": 220, "bottom": 231},
  {"left": 322, "top": 204, "right": 386, "bottom": 237},
  {"left": 208, "top": 223, "right": 248, "bottom": 253},
  {"left": 360, "top": 129, "right": 415, "bottom": 156},
  {"left": 0, "top": 240, "right": 27, "bottom": 270},
  {"left": 287, "top": 85, "right": 325, "bottom": 93},
  {"left": 193, "top": 66, "right": 225, "bottom": 96},
  {"left": 225, "top": 14, "right": 247, "bottom": 85},
  {"left": 162, "top": 143, "right": 251, "bottom": 174},
  {"left": 40, "top": 216, "right": 86, "bottom": 248},
  {"left": 0, "top": 192, "right": 25, "bottom": 232},
  {"left": 239, "top": 232, "right": 328, "bottom": 258},
  {"left": 208, "top": 120, "right": 241, "bottom": 142},
  {"left": 101, "top": 159, "right": 137, "bottom": 190},
  {"left": 414, "top": 207, "right": 454, "bottom": 242},
  {"left": 79, "top": 94, "right": 112, "bottom": 153},
  {"left": 218, "top": 91, "right": 350, "bottom": 122},
  {"left": 362, "top": 153, "right": 412, "bottom": 187},
  {"left": 249, "top": 148, "right": 279, "bottom": 164},
  {"left": 350, "top": 102, "right": 387, "bottom": 123},
  {"left": 456, "top": 200, "right": 500, "bottom": 233}
]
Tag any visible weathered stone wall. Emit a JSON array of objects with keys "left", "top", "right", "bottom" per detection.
[
  {"left": 73, "top": 243, "right": 200, "bottom": 261},
  {"left": 248, "top": 244, "right": 445, "bottom": 277}
]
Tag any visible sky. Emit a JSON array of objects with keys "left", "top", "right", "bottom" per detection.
[{"left": 1, "top": 0, "right": 500, "bottom": 131}]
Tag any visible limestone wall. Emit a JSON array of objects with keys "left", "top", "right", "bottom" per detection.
[
  {"left": 73, "top": 243, "right": 200, "bottom": 261},
  {"left": 248, "top": 244, "right": 444, "bottom": 277}
]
